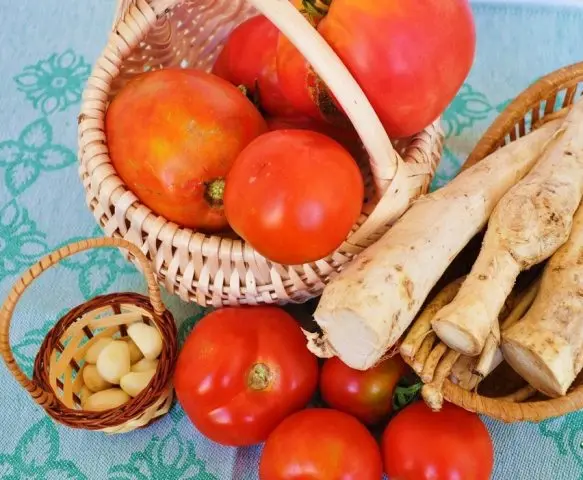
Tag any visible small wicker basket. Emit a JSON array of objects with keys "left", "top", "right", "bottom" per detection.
[
  {"left": 408, "top": 61, "right": 583, "bottom": 423},
  {"left": 78, "top": 0, "right": 443, "bottom": 307},
  {"left": 0, "top": 237, "right": 178, "bottom": 434}
]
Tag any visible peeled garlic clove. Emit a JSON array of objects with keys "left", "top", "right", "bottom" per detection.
[
  {"left": 120, "top": 370, "right": 156, "bottom": 397},
  {"left": 84, "top": 388, "right": 131, "bottom": 411},
  {"left": 96, "top": 340, "right": 130, "bottom": 384},
  {"left": 131, "top": 358, "right": 159, "bottom": 373},
  {"left": 127, "top": 323, "right": 163, "bottom": 360},
  {"left": 78, "top": 386, "right": 92, "bottom": 407},
  {"left": 82, "top": 364, "right": 112, "bottom": 392},
  {"left": 122, "top": 337, "right": 144, "bottom": 364},
  {"left": 85, "top": 337, "right": 113, "bottom": 364}
]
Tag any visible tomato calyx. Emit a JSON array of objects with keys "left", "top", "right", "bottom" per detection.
[
  {"left": 300, "top": 0, "right": 331, "bottom": 26},
  {"left": 248, "top": 362, "right": 273, "bottom": 390},
  {"left": 204, "top": 178, "right": 226, "bottom": 208}
]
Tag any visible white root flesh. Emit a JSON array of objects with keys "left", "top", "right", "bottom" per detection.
[
  {"left": 502, "top": 204, "right": 583, "bottom": 397},
  {"left": 309, "top": 120, "right": 562, "bottom": 370},
  {"left": 433, "top": 101, "right": 583, "bottom": 357}
]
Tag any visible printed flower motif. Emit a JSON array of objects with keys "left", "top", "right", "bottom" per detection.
[
  {"left": 14, "top": 50, "right": 90, "bottom": 115},
  {"left": 539, "top": 411, "right": 583, "bottom": 471},
  {"left": 0, "top": 418, "right": 86, "bottom": 479},
  {"left": 442, "top": 84, "right": 494, "bottom": 138},
  {"left": 430, "top": 147, "right": 462, "bottom": 191},
  {"left": 59, "top": 229, "right": 138, "bottom": 299},
  {"left": 0, "top": 199, "right": 48, "bottom": 281},
  {"left": 0, "top": 118, "right": 76, "bottom": 195},
  {"left": 108, "top": 428, "right": 217, "bottom": 479}
]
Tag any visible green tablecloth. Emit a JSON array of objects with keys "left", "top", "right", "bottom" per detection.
[{"left": 1, "top": 1, "right": 583, "bottom": 478}]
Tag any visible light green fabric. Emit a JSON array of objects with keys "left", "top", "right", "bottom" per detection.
[{"left": 1, "top": 1, "right": 583, "bottom": 478}]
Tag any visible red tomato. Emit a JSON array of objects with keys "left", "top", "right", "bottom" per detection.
[
  {"left": 280, "top": 0, "right": 475, "bottom": 138},
  {"left": 223, "top": 130, "right": 364, "bottom": 265},
  {"left": 105, "top": 68, "right": 266, "bottom": 231},
  {"left": 320, "top": 356, "right": 408, "bottom": 425},
  {"left": 212, "top": 15, "right": 295, "bottom": 117},
  {"left": 259, "top": 408, "right": 383, "bottom": 480},
  {"left": 173, "top": 307, "right": 318, "bottom": 446},
  {"left": 382, "top": 401, "right": 494, "bottom": 480}
]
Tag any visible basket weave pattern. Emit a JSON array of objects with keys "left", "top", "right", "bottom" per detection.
[
  {"left": 0, "top": 237, "right": 178, "bottom": 434},
  {"left": 78, "top": 0, "right": 443, "bottom": 307}
]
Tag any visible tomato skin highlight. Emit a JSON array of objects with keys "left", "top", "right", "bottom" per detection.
[
  {"left": 320, "top": 356, "right": 407, "bottom": 425},
  {"left": 212, "top": 15, "right": 295, "bottom": 117},
  {"left": 382, "top": 401, "right": 494, "bottom": 480},
  {"left": 173, "top": 307, "right": 319, "bottom": 446},
  {"left": 259, "top": 408, "right": 384, "bottom": 480},
  {"left": 105, "top": 68, "right": 266, "bottom": 231},
  {"left": 224, "top": 129, "right": 364, "bottom": 265}
]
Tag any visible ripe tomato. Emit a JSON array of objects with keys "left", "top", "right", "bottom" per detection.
[
  {"left": 382, "top": 401, "right": 494, "bottom": 480},
  {"left": 281, "top": 0, "right": 475, "bottom": 138},
  {"left": 173, "top": 307, "right": 318, "bottom": 446},
  {"left": 259, "top": 408, "right": 383, "bottom": 480},
  {"left": 320, "top": 356, "right": 408, "bottom": 425},
  {"left": 224, "top": 130, "right": 364, "bottom": 265},
  {"left": 212, "top": 15, "right": 294, "bottom": 117},
  {"left": 105, "top": 68, "right": 266, "bottom": 231}
]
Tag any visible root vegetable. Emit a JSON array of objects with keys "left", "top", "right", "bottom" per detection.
[
  {"left": 127, "top": 323, "right": 163, "bottom": 361},
  {"left": 96, "top": 340, "right": 130, "bottom": 384},
  {"left": 432, "top": 101, "right": 583, "bottom": 357},
  {"left": 85, "top": 337, "right": 113, "bottom": 364},
  {"left": 82, "top": 364, "right": 112, "bottom": 392},
  {"left": 310, "top": 119, "right": 562, "bottom": 370},
  {"left": 502, "top": 205, "right": 583, "bottom": 397}
]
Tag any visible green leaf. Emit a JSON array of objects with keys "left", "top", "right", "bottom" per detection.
[
  {"left": 6, "top": 161, "right": 40, "bottom": 195},
  {"left": 0, "top": 141, "right": 22, "bottom": 166},
  {"left": 19, "top": 118, "right": 52, "bottom": 149},
  {"left": 15, "top": 419, "right": 59, "bottom": 472},
  {"left": 39, "top": 145, "right": 76, "bottom": 170},
  {"left": 392, "top": 378, "right": 423, "bottom": 412},
  {"left": 79, "top": 262, "right": 116, "bottom": 299}
]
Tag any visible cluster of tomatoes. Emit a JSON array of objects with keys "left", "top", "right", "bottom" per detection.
[
  {"left": 105, "top": 0, "right": 475, "bottom": 265},
  {"left": 173, "top": 306, "right": 494, "bottom": 479}
]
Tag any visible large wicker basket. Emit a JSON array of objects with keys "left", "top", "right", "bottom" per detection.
[
  {"left": 407, "top": 62, "right": 583, "bottom": 423},
  {"left": 77, "top": 0, "right": 443, "bottom": 307}
]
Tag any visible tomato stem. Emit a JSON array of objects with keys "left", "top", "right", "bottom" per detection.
[
  {"left": 300, "top": 0, "right": 330, "bottom": 26},
  {"left": 248, "top": 363, "right": 272, "bottom": 390},
  {"left": 205, "top": 178, "right": 226, "bottom": 207}
]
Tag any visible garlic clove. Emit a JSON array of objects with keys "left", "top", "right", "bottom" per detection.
[
  {"left": 122, "top": 337, "right": 144, "bottom": 364},
  {"left": 85, "top": 337, "right": 113, "bottom": 364},
  {"left": 120, "top": 370, "right": 156, "bottom": 397},
  {"left": 82, "top": 364, "right": 112, "bottom": 392},
  {"left": 127, "top": 323, "right": 163, "bottom": 360},
  {"left": 131, "top": 358, "right": 159, "bottom": 373},
  {"left": 96, "top": 340, "right": 130, "bottom": 384},
  {"left": 78, "top": 385, "right": 92, "bottom": 408},
  {"left": 84, "top": 388, "right": 131, "bottom": 411}
]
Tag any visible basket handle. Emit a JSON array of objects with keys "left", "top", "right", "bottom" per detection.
[
  {"left": 0, "top": 236, "right": 165, "bottom": 408},
  {"left": 110, "top": 0, "right": 398, "bottom": 199}
]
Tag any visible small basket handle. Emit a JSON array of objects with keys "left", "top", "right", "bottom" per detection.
[
  {"left": 110, "top": 0, "right": 398, "bottom": 199},
  {"left": 0, "top": 236, "right": 165, "bottom": 408}
]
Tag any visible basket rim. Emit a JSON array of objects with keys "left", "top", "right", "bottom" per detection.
[{"left": 438, "top": 60, "right": 583, "bottom": 423}]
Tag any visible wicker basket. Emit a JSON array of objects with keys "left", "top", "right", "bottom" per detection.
[
  {"left": 406, "top": 62, "right": 583, "bottom": 423},
  {"left": 0, "top": 237, "right": 178, "bottom": 434},
  {"left": 77, "top": 0, "right": 443, "bottom": 307}
]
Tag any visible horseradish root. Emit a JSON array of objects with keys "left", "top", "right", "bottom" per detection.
[
  {"left": 433, "top": 101, "right": 583, "bottom": 357},
  {"left": 502, "top": 205, "right": 583, "bottom": 397},
  {"left": 310, "top": 120, "right": 561, "bottom": 370}
]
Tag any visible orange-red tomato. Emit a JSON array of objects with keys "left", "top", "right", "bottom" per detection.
[
  {"left": 278, "top": 0, "right": 475, "bottom": 138},
  {"left": 382, "top": 401, "right": 494, "bottom": 480},
  {"left": 320, "top": 356, "right": 408, "bottom": 425},
  {"left": 224, "top": 129, "right": 364, "bottom": 265},
  {"left": 173, "top": 307, "right": 318, "bottom": 447},
  {"left": 212, "top": 15, "right": 295, "bottom": 117},
  {"left": 259, "top": 408, "right": 383, "bottom": 480},
  {"left": 105, "top": 68, "right": 267, "bottom": 231}
]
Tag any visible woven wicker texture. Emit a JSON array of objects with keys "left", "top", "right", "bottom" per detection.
[
  {"left": 0, "top": 237, "right": 178, "bottom": 433},
  {"left": 78, "top": 0, "right": 443, "bottom": 307},
  {"left": 406, "top": 61, "right": 583, "bottom": 423}
]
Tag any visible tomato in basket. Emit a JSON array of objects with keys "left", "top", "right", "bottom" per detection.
[
  {"left": 382, "top": 401, "right": 494, "bottom": 480},
  {"left": 223, "top": 129, "right": 364, "bottom": 265},
  {"left": 212, "top": 15, "right": 295, "bottom": 117},
  {"left": 277, "top": 0, "right": 476, "bottom": 138},
  {"left": 173, "top": 307, "right": 318, "bottom": 447},
  {"left": 105, "top": 68, "right": 267, "bottom": 232}
]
